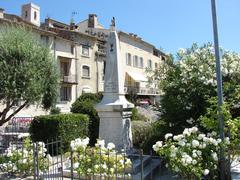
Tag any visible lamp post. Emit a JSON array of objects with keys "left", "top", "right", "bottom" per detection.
[{"left": 210, "top": 0, "right": 230, "bottom": 179}]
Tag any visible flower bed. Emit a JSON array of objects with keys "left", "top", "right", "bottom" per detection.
[
  {"left": 153, "top": 127, "right": 230, "bottom": 179},
  {"left": 0, "top": 138, "right": 52, "bottom": 177},
  {"left": 64, "top": 138, "right": 132, "bottom": 179}
]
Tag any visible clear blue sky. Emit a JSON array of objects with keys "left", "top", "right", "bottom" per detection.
[{"left": 1, "top": 0, "right": 240, "bottom": 54}]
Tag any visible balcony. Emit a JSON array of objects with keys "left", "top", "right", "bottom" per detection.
[
  {"left": 95, "top": 49, "right": 107, "bottom": 57},
  {"left": 124, "top": 86, "right": 159, "bottom": 95},
  {"left": 60, "top": 74, "right": 77, "bottom": 84}
]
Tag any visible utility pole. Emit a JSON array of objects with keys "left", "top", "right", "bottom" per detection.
[{"left": 210, "top": 0, "right": 230, "bottom": 179}]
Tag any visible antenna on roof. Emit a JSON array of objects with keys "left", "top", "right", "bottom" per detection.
[{"left": 71, "top": 11, "right": 78, "bottom": 23}]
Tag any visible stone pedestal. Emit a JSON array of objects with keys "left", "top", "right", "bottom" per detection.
[{"left": 97, "top": 103, "right": 133, "bottom": 150}]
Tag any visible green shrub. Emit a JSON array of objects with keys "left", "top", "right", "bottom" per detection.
[
  {"left": 29, "top": 113, "right": 89, "bottom": 152},
  {"left": 132, "top": 120, "right": 166, "bottom": 153},
  {"left": 71, "top": 93, "right": 103, "bottom": 145},
  {"left": 50, "top": 106, "right": 61, "bottom": 114},
  {"left": 131, "top": 107, "right": 149, "bottom": 121},
  {"left": 132, "top": 121, "right": 152, "bottom": 150},
  {"left": 141, "top": 120, "right": 166, "bottom": 153}
]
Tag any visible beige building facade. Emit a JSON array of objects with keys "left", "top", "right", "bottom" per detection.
[{"left": 0, "top": 3, "right": 166, "bottom": 118}]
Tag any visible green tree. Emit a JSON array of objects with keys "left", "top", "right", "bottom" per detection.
[
  {"left": 151, "top": 43, "right": 240, "bottom": 134},
  {"left": 0, "top": 26, "right": 58, "bottom": 126}
]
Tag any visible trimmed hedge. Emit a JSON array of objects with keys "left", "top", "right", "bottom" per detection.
[{"left": 29, "top": 113, "right": 89, "bottom": 152}]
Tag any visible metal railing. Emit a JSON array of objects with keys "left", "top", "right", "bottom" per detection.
[
  {"left": 124, "top": 86, "right": 159, "bottom": 95},
  {"left": 60, "top": 74, "right": 77, "bottom": 84},
  {"left": 0, "top": 138, "right": 162, "bottom": 180}
]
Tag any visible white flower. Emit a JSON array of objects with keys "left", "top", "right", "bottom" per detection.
[
  {"left": 46, "top": 154, "right": 52, "bottom": 162},
  {"left": 192, "top": 159, "right": 197, "bottom": 165},
  {"left": 178, "top": 140, "right": 185, "bottom": 147},
  {"left": 224, "top": 137, "right": 230, "bottom": 145},
  {"left": 212, "top": 139, "right": 218, "bottom": 146},
  {"left": 165, "top": 133, "right": 173, "bottom": 140},
  {"left": 192, "top": 153, "right": 197, "bottom": 158},
  {"left": 110, "top": 168, "right": 114, "bottom": 173},
  {"left": 95, "top": 139, "right": 105, "bottom": 148},
  {"left": 70, "top": 141, "right": 76, "bottom": 150},
  {"left": 217, "top": 138, "right": 222, "bottom": 143},
  {"left": 211, "top": 152, "right": 218, "bottom": 161},
  {"left": 73, "top": 162, "right": 79, "bottom": 169},
  {"left": 107, "top": 142, "right": 115, "bottom": 150},
  {"left": 82, "top": 137, "right": 90, "bottom": 147},
  {"left": 153, "top": 141, "right": 163, "bottom": 152},
  {"left": 190, "top": 127, "right": 198, "bottom": 133},
  {"left": 196, "top": 150, "right": 202, "bottom": 156},
  {"left": 156, "top": 141, "right": 163, "bottom": 147},
  {"left": 119, "top": 159, "right": 124, "bottom": 165},
  {"left": 185, "top": 156, "right": 192, "bottom": 164},
  {"left": 183, "top": 128, "right": 191, "bottom": 136},
  {"left": 198, "top": 134, "right": 206, "bottom": 140},
  {"left": 102, "top": 164, "right": 107, "bottom": 169},
  {"left": 152, "top": 144, "right": 159, "bottom": 152},
  {"left": 192, "top": 140, "right": 200, "bottom": 148},
  {"left": 125, "top": 158, "right": 131, "bottom": 165},
  {"left": 203, "top": 169, "right": 210, "bottom": 176}
]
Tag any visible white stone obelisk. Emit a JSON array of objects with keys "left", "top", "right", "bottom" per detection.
[{"left": 96, "top": 21, "right": 134, "bottom": 151}]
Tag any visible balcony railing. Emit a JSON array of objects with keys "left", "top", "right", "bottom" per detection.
[
  {"left": 95, "top": 49, "right": 107, "bottom": 57},
  {"left": 60, "top": 74, "right": 77, "bottom": 84},
  {"left": 124, "top": 86, "right": 159, "bottom": 95}
]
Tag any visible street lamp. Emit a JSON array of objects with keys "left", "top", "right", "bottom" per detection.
[{"left": 210, "top": 0, "right": 230, "bottom": 179}]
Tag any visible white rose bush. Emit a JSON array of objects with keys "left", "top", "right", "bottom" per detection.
[
  {"left": 148, "top": 43, "right": 240, "bottom": 134},
  {"left": 153, "top": 127, "right": 231, "bottom": 179},
  {"left": 69, "top": 137, "right": 132, "bottom": 178},
  {"left": 0, "top": 137, "right": 52, "bottom": 176}
]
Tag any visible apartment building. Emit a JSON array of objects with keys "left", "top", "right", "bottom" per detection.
[
  {"left": 42, "top": 18, "right": 105, "bottom": 112},
  {"left": 0, "top": 3, "right": 166, "bottom": 118},
  {"left": 77, "top": 14, "right": 166, "bottom": 103}
]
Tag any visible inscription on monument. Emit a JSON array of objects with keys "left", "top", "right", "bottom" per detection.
[{"left": 105, "top": 82, "right": 118, "bottom": 92}]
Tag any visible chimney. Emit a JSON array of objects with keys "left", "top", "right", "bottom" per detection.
[
  {"left": 0, "top": 8, "right": 4, "bottom": 19},
  {"left": 88, "top": 14, "right": 98, "bottom": 28}
]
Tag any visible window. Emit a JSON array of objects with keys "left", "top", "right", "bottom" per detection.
[
  {"left": 155, "top": 62, "right": 158, "bottom": 69},
  {"left": 126, "top": 53, "right": 132, "bottom": 66},
  {"left": 139, "top": 57, "right": 144, "bottom": 68},
  {"left": 82, "top": 46, "right": 89, "bottom": 56},
  {"left": 25, "top": 11, "right": 28, "bottom": 18},
  {"left": 60, "top": 61, "right": 70, "bottom": 76},
  {"left": 60, "top": 86, "right": 71, "bottom": 101},
  {"left": 41, "top": 35, "right": 49, "bottom": 45},
  {"left": 82, "top": 65, "right": 90, "bottom": 78},
  {"left": 133, "top": 55, "right": 138, "bottom": 67},
  {"left": 148, "top": 59, "right": 152, "bottom": 69},
  {"left": 34, "top": 11, "right": 37, "bottom": 20},
  {"left": 71, "top": 45, "right": 74, "bottom": 54}
]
